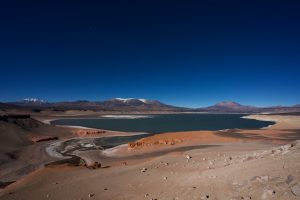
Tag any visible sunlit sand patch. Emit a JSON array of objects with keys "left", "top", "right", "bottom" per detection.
[{"left": 100, "top": 115, "right": 153, "bottom": 119}]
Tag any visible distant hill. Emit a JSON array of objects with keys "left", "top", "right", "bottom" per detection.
[
  {"left": 198, "top": 101, "right": 300, "bottom": 113},
  {"left": 0, "top": 102, "right": 30, "bottom": 112},
  {"left": 204, "top": 101, "right": 259, "bottom": 113},
  {"left": 259, "top": 105, "right": 300, "bottom": 113},
  {"left": 49, "top": 101, "right": 103, "bottom": 111},
  {"left": 1, "top": 98, "right": 300, "bottom": 114},
  {"left": 100, "top": 98, "right": 180, "bottom": 111},
  {"left": 2, "top": 98, "right": 184, "bottom": 112}
]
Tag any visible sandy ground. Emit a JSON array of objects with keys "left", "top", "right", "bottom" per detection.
[
  {"left": 243, "top": 115, "right": 300, "bottom": 130},
  {"left": 1, "top": 114, "right": 300, "bottom": 200},
  {"left": 0, "top": 116, "right": 141, "bottom": 187}
]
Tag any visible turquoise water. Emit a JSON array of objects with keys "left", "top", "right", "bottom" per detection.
[{"left": 52, "top": 114, "right": 274, "bottom": 134}]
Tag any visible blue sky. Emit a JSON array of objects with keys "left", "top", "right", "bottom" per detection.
[{"left": 0, "top": 0, "right": 300, "bottom": 107}]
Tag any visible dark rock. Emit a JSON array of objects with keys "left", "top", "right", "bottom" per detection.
[{"left": 88, "top": 193, "right": 95, "bottom": 198}]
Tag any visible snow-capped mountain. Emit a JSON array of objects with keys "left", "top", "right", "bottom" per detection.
[
  {"left": 100, "top": 98, "right": 176, "bottom": 110},
  {"left": 114, "top": 98, "right": 149, "bottom": 103},
  {"left": 3, "top": 98, "right": 300, "bottom": 113},
  {"left": 113, "top": 98, "right": 153, "bottom": 104},
  {"left": 23, "top": 98, "right": 46, "bottom": 103},
  {"left": 10, "top": 98, "right": 49, "bottom": 107},
  {"left": 3, "top": 98, "right": 181, "bottom": 111},
  {"left": 112, "top": 98, "right": 157, "bottom": 104}
]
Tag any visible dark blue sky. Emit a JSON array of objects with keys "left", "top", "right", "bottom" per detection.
[{"left": 1, "top": 0, "right": 300, "bottom": 107}]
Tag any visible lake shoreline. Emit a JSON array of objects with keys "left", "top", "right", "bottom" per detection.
[{"left": 49, "top": 113, "right": 275, "bottom": 134}]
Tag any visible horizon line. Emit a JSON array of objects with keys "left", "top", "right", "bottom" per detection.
[{"left": 1, "top": 97, "right": 299, "bottom": 109}]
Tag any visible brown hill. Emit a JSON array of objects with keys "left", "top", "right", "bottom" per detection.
[
  {"left": 1, "top": 99, "right": 300, "bottom": 114},
  {"left": 0, "top": 115, "right": 70, "bottom": 165},
  {"left": 4, "top": 98, "right": 185, "bottom": 112},
  {"left": 204, "top": 101, "right": 259, "bottom": 113}
]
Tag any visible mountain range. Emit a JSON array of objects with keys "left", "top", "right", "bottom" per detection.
[
  {"left": 4, "top": 98, "right": 182, "bottom": 112},
  {"left": 1, "top": 98, "right": 300, "bottom": 113}
]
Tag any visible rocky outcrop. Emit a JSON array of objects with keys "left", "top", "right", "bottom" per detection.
[
  {"left": 28, "top": 135, "right": 58, "bottom": 143},
  {"left": 74, "top": 129, "right": 106, "bottom": 137},
  {"left": 128, "top": 139, "right": 183, "bottom": 149}
]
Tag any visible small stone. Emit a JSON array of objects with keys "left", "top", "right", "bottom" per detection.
[
  {"left": 91, "top": 162, "right": 101, "bottom": 169},
  {"left": 201, "top": 195, "right": 210, "bottom": 199},
  {"left": 88, "top": 193, "right": 95, "bottom": 198},
  {"left": 164, "top": 177, "right": 168, "bottom": 180},
  {"left": 46, "top": 194, "right": 50, "bottom": 198},
  {"left": 291, "top": 185, "right": 300, "bottom": 196},
  {"left": 186, "top": 155, "right": 192, "bottom": 159},
  {"left": 141, "top": 168, "right": 147, "bottom": 172},
  {"left": 261, "top": 188, "right": 275, "bottom": 199},
  {"left": 202, "top": 158, "right": 206, "bottom": 161}
]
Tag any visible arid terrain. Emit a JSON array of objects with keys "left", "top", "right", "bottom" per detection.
[
  {"left": 2, "top": 0, "right": 300, "bottom": 198},
  {"left": 0, "top": 113, "right": 300, "bottom": 200}
]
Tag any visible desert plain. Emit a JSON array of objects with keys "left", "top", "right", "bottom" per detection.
[{"left": 0, "top": 114, "right": 300, "bottom": 200}]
